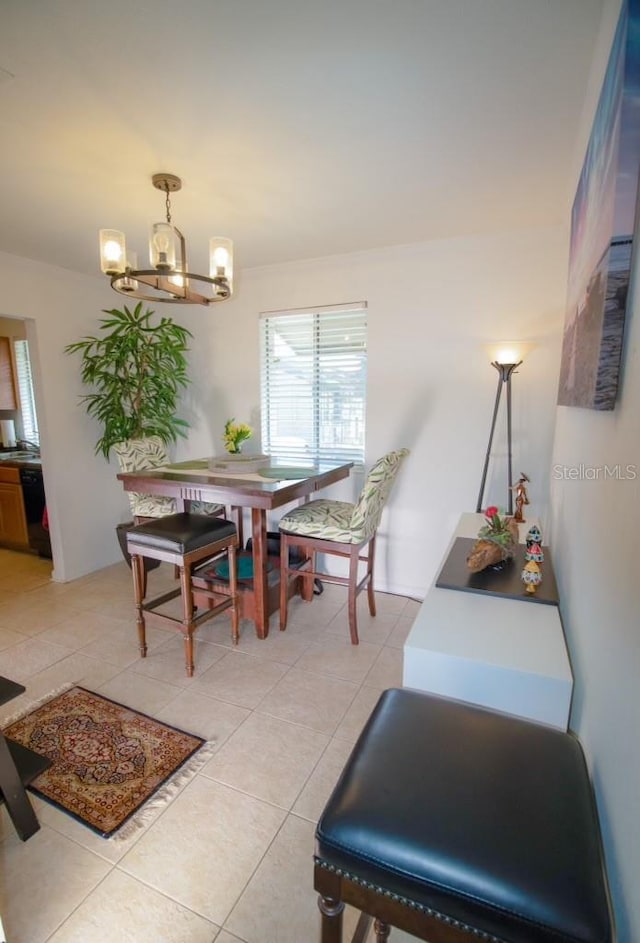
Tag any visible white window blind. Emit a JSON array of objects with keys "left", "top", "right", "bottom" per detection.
[
  {"left": 13, "top": 339, "right": 39, "bottom": 446},
  {"left": 260, "top": 302, "right": 367, "bottom": 466}
]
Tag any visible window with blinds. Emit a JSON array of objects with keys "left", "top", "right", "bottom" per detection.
[
  {"left": 13, "top": 339, "right": 39, "bottom": 446},
  {"left": 260, "top": 302, "right": 367, "bottom": 466}
]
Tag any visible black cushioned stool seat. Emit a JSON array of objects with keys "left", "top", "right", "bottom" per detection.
[
  {"left": 315, "top": 688, "right": 614, "bottom": 943},
  {"left": 126, "top": 512, "right": 239, "bottom": 677}
]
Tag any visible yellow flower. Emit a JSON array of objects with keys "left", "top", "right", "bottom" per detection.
[{"left": 223, "top": 418, "right": 252, "bottom": 453}]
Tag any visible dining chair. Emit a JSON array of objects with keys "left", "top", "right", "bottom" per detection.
[
  {"left": 113, "top": 436, "right": 225, "bottom": 522},
  {"left": 126, "top": 512, "right": 240, "bottom": 677},
  {"left": 278, "top": 448, "right": 409, "bottom": 644}
]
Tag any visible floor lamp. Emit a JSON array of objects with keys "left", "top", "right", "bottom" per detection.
[{"left": 475, "top": 358, "right": 522, "bottom": 516}]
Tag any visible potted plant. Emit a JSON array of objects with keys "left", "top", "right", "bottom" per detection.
[
  {"left": 466, "top": 506, "right": 519, "bottom": 573},
  {"left": 66, "top": 302, "right": 194, "bottom": 571},
  {"left": 64, "top": 301, "right": 193, "bottom": 458},
  {"left": 223, "top": 418, "right": 253, "bottom": 454}
]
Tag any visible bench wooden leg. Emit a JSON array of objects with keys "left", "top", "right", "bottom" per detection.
[
  {"left": 318, "top": 894, "right": 345, "bottom": 943},
  {"left": 374, "top": 918, "right": 391, "bottom": 942}
]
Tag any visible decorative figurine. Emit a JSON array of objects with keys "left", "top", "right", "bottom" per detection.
[
  {"left": 521, "top": 559, "right": 542, "bottom": 594},
  {"left": 526, "top": 524, "right": 542, "bottom": 547},
  {"left": 525, "top": 541, "right": 544, "bottom": 564},
  {"left": 511, "top": 472, "right": 530, "bottom": 523}
]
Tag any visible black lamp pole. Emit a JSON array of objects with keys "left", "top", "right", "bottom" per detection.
[{"left": 475, "top": 360, "right": 522, "bottom": 515}]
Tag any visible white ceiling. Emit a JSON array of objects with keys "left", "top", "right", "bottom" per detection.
[{"left": 0, "top": 0, "right": 604, "bottom": 281}]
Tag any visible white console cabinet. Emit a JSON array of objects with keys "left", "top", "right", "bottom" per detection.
[{"left": 403, "top": 513, "right": 573, "bottom": 730}]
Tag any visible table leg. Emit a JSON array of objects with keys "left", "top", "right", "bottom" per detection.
[
  {"left": 0, "top": 734, "right": 40, "bottom": 841},
  {"left": 250, "top": 508, "right": 269, "bottom": 639},
  {"left": 232, "top": 506, "right": 244, "bottom": 549}
]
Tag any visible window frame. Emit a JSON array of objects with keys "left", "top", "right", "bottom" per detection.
[
  {"left": 259, "top": 301, "right": 367, "bottom": 468},
  {"left": 13, "top": 338, "right": 40, "bottom": 447}
]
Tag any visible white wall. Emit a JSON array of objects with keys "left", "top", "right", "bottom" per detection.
[
  {"left": 549, "top": 1, "right": 639, "bottom": 938},
  {"left": 0, "top": 251, "right": 132, "bottom": 581},
  {"left": 184, "top": 227, "right": 569, "bottom": 598}
]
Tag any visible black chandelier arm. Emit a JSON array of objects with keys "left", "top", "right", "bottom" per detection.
[{"left": 110, "top": 269, "right": 230, "bottom": 305}]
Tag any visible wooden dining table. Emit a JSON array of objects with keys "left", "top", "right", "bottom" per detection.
[{"left": 117, "top": 459, "right": 353, "bottom": 639}]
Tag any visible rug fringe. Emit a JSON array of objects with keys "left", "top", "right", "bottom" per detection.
[
  {"left": 0, "top": 681, "right": 76, "bottom": 728},
  {"left": 111, "top": 739, "right": 217, "bottom": 841}
]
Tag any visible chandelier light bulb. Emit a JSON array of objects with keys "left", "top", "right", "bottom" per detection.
[
  {"left": 150, "top": 223, "right": 177, "bottom": 271},
  {"left": 104, "top": 239, "right": 122, "bottom": 263},
  {"left": 154, "top": 232, "right": 169, "bottom": 255},
  {"left": 209, "top": 237, "right": 233, "bottom": 295},
  {"left": 99, "top": 229, "right": 126, "bottom": 275},
  {"left": 213, "top": 246, "right": 229, "bottom": 270},
  {"left": 168, "top": 268, "right": 186, "bottom": 288}
]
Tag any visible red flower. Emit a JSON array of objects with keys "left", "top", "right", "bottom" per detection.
[{"left": 485, "top": 506, "right": 499, "bottom": 518}]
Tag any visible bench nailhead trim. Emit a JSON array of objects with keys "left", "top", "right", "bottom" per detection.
[{"left": 314, "top": 858, "right": 506, "bottom": 943}]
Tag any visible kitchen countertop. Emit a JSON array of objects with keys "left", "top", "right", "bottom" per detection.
[{"left": 0, "top": 449, "right": 42, "bottom": 468}]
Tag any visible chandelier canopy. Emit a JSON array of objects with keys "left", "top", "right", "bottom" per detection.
[{"left": 99, "top": 174, "right": 233, "bottom": 305}]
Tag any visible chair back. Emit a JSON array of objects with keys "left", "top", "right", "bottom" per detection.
[
  {"left": 113, "top": 436, "right": 175, "bottom": 519},
  {"left": 349, "top": 449, "right": 409, "bottom": 542},
  {"left": 113, "top": 436, "right": 169, "bottom": 472}
]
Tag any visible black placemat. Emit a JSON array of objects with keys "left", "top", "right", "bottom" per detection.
[{"left": 436, "top": 537, "right": 559, "bottom": 606}]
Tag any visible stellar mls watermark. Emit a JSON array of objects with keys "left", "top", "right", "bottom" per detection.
[{"left": 553, "top": 463, "right": 637, "bottom": 481}]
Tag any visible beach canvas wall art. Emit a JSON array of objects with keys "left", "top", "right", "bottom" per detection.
[{"left": 558, "top": 0, "right": 640, "bottom": 410}]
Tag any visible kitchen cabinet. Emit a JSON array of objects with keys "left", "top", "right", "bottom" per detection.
[
  {"left": 0, "top": 467, "right": 28, "bottom": 548},
  {"left": 0, "top": 337, "right": 18, "bottom": 410}
]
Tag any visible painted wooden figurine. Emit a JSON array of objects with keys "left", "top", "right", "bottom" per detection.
[
  {"left": 521, "top": 559, "right": 542, "bottom": 594},
  {"left": 511, "top": 472, "right": 530, "bottom": 523},
  {"left": 526, "top": 524, "right": 542, "bottom": 546},
  {"left": 525, "top": 541, "right": 544, "bottom": 564}
]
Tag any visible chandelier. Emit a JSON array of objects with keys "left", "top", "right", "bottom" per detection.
[{"left": 99, "top": 173, "right": 233, "bottom": 305}]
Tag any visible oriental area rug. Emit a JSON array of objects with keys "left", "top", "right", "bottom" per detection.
[{"left": 3, "top": 686, "right": 209, "bottom": 838}]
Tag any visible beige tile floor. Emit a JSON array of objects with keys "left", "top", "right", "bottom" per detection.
[{"left": 0, "top": 547, "right": 421, "bottom": 943}]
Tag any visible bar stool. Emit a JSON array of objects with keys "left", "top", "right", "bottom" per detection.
[
  {"left": 315, "top": 688, "right": 614, "bottom": 943},
  {"left": 126, "top": 512, "right": 240, "bottom": 677}
]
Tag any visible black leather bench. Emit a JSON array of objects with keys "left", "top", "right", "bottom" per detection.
[{"left": 315, "top": 688, "right": 614, "bottom": 943}]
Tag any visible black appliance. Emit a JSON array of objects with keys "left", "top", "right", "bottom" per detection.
[{"left": 19, "top": 467, "right": 52, "bottom": 558}]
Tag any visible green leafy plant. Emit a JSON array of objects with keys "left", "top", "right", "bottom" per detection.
[
  {"left": 65, "top": 302, "right": 193, "bottom": 458},
  {"left": 478, "top": 506, "right": 516, "bottom": 552}
]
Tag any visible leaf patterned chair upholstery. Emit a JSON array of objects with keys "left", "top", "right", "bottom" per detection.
[
  {"left": 113, "top": 436, "right": 225, "bottom": 522},
  {"left": 278, "top": 448, "right": 409, "bottom": 644}
]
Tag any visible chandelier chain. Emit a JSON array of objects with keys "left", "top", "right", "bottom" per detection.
[{"left": 165, "top": 186, "right": 172, "bottom": 225}]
